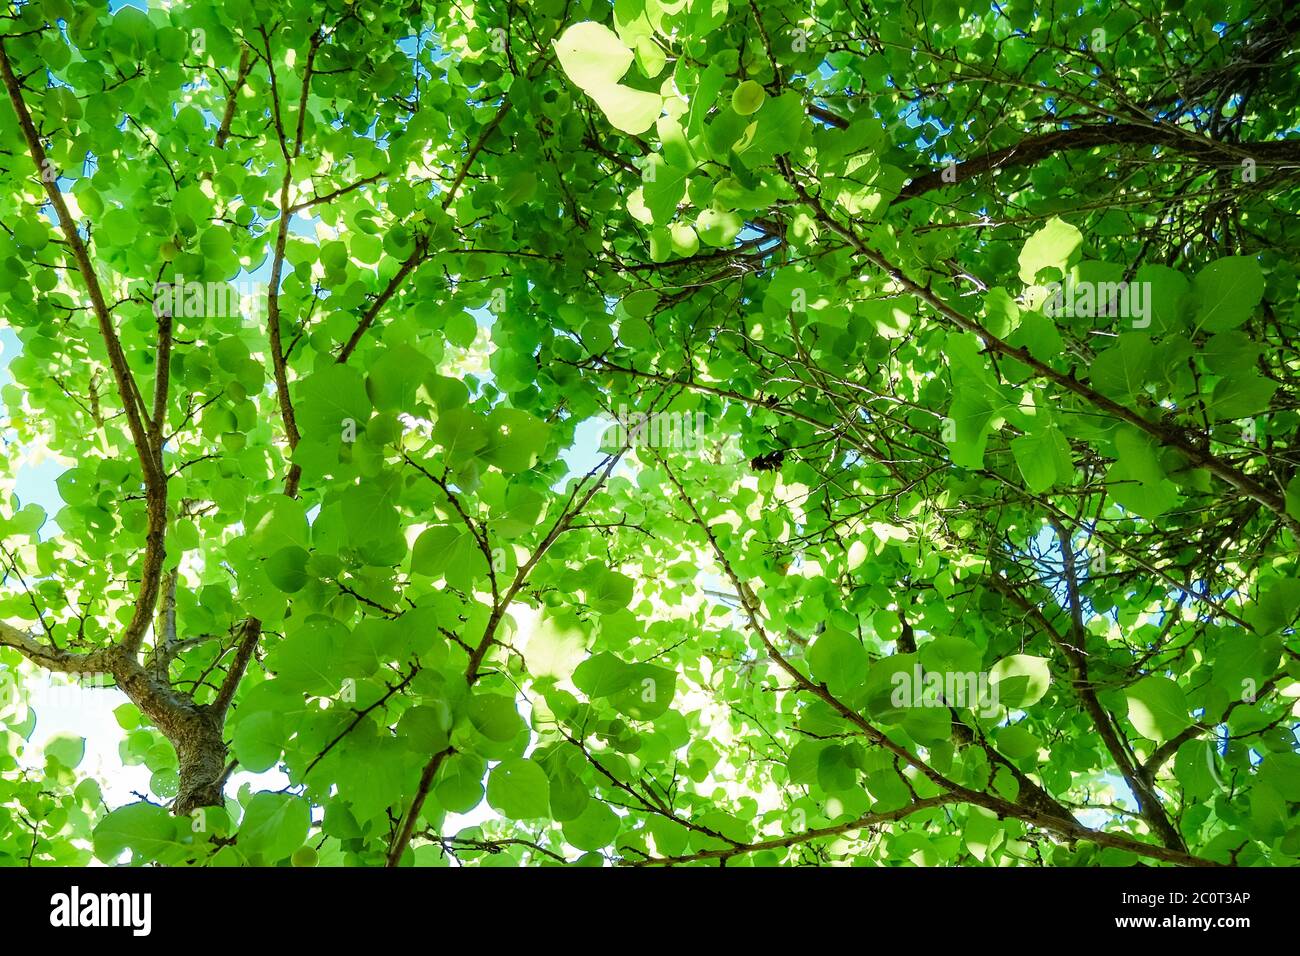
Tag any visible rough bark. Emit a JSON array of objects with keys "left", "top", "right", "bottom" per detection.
[{"left": 107, "top": 649, "right": 230, "bottom": 816}]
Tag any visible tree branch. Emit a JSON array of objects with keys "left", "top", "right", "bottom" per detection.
[
  {"left": 778, "top": 157, "right": 1300, "bottom": 537},
  {"left": 898, "top": 124, "right": 1300, "bottom": 202},
  {"left": 657, "top": 455, "right": 1224, "bottom": 868},
  {"left": 0, "top": 36, "right": 168, "bottom": 657}
]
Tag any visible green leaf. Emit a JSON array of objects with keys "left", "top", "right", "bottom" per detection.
[
  {"left": 818, "top": 745, "right": 859, "bottom": 792},
  {"left": 1173, "top": 739, "right": 1218, "bottom": 801},
  {"left": 1091, "top": 333, "right": 1154, "bottom": 401},
  {"left": 411, "top": 524, "right": 486, "bottom": 583},
  {"left": 1258, "top": 752, "right": 1300, "bottom": 802},
  {"left": 250, "top": 498, "right": 311, "bottom": 553},
  {"left": 341, "top": 478, "right": 401, "bottom": 548},
  {"left": 368, "top": 344, "right": 434, "bottom": 412},
  {"left": 397, "top": 705, "right": 451, "bottom": 753},
  {"left": 487, "top": 758, "right": 551, "bottom": 820},
  {"left": 1018, "top": 217, "right": 1083, "bottom": 284},
  {"left": 265, "top": 545, "right": 310, "bottom": 593},
  {"left": 342, "top": 741, "right": 411, "bottom": 823},
  {"left": 988, "top": 655, "right": 1051, "bottom": 709},
  {"left": 45, "top": 733, "right": 85, "bottom": 769},
  {"left": 231, "top": 710, "right": 283, "bottom": 773},
  {"left": 431, "top": 409, "right": 488, "bottom": 463},
  {"left": 480, "top": 407, "right": 550, "bottom": 473},
  {"left": 643, "top": 155, "right": 689, "bottom": 225},
  {"left": 1010, "top": 426, "right": 1073, "bottom": 493},
  {"left": 5, "top": 503, "right": 46, "bottom": 536},
  {"left": 695, "top": 208, "right": 743, "bottom": 246},
  {"left": 93, "top": 802, "right": 180, "bottom": 863},
  {"left": 238, "top": 792, "right": 311, "bottom": 863},
  {"left": 1125, "top": 676, "right": 1191, "bottom": 742},
  {"left": 114, "top": 703, "right": 141, "bottom": 730},
  {"left": 555, "top": 22, "right": 663, "bottom": 134},
  {"left": 1192, "top": 256, "right": 1264, "bottom": 333},
  {"left": 587, "top": 568, "right": 634, "bottom": 613},
  {"left": 264, "top": 619, "right": 345, "bottom": 695},
  {"left": 589, "top": 84, "right": 663, "bottom": 136},
  {"left": 563, "top": 798, "right": 620, "bottom": 850},
  {"left": 1208, "top": 371, "right": 1277, "bottom": 421},
  {"left": 919, "top": 636, "right": 982, "bottom": 675},
  {"left": 526, "top": 610, "right": 590, "bottom": 680},
  {"left": 548, "top": 768, "right": 590, "bottom": 822},
  {"left": 434, "top": 754, "right": 485, "bottom": 814},
  {"left": 466, "top": 693, "right": 525, "bottom": 743},
  {"left": 808, "top": 627, "right": 870, "bottom": 697},
  {"left": 734, "top": 92, "right": 805, "bottom": 170},
  {"left": 610, "top": 663, "right": 676, "bottom": 719},
  {"left": 786, "top": 739, "right": 827, "bottom": 786},
  {"left": 297, "top": 364, "right": 371, "bottom": 438},
  {"left": 1107, "top": 427, "right": 1181, "bottom": 519},
  {"left": 1244, "top": 577, "right": 1300, "bottom": 633},
  {"left": 573, "top": 652, "right": 638, "bottom": 698},
  {"left": 996, "top": 725, "right": 1041, "bottom": 761},
  {"left": 946, "top": 389, "right": 1000, "bottom": 469},
  {"left": 1135, "top": 263, "right": 1190, "bottom": 333},
  {"left": 554, "top": 22, "right": 635, "bottom": 91}
]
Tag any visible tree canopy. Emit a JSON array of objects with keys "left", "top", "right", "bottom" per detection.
[{"left": 1, "top": 0, "right": 1299, "bottom": 868}]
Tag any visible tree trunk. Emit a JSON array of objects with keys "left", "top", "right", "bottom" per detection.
[
  {"left": 171, "top": 715, "right": 230, "bottom": 817},
  {"left": 108, "top": 649, "right": 229, "bottom": 816}
]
